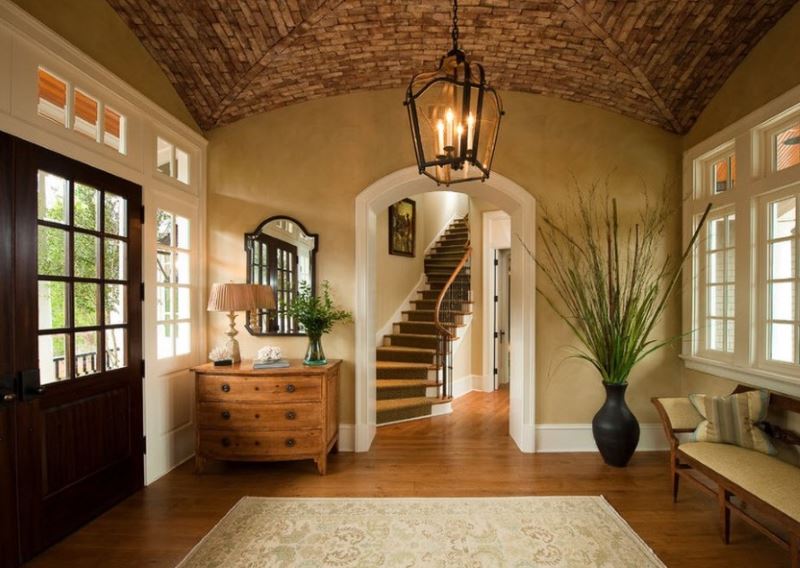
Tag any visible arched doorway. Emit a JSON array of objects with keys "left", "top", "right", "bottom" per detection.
[{"left": 354, "top": 166, "right": 537, "bottom": 452}]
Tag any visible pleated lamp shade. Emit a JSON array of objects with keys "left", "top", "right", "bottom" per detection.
[
  {"left": 250, "top": 284, "right": 277, "bottom": 310},
  {"left": 207, "top": 283, "right": 256, "bottom": 312}
]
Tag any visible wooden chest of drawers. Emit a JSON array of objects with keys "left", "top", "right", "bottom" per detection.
[{"left": 192, "top": 359, "right": 340, "bottom": 475}]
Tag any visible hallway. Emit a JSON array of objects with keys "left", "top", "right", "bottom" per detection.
[{"left": 26, "top": 389, "right": 784, "bottom": 568}]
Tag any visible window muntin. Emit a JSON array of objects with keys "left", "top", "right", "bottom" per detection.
[
  {"left": 36, "top": 171, "right": 129, "bottom": 384},
  {"left": 776, "top": 123, "right": 800, "bottom": 172},
  {"left": 704, "top": 212, "right": 736, "bottom": 353},
  {"left": 155, "top": 209, "right": 192, "bottom": 359},
  {"left": 766, "top": 196, "right": 799, "bottom": 364}
]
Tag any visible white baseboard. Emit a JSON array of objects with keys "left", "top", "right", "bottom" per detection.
[
  {"left": 452, "top": 374, "right": 494, "bottom": 399},
  {"left": 338, "top": 424, "right": 355, "bottom": 452},
  {"left": 535, "top": 423, "right": 668, "bottom": 453}
]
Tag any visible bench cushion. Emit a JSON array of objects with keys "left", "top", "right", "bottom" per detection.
[{"left": 679, "top": 441, "right": 800, "bottom": 522}]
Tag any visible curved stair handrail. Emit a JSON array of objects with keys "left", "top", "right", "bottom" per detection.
[{"left": 433, "top": 242, "right": 472, "bottom": 339}]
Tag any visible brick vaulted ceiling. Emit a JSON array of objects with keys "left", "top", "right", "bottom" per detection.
[{"left": 107, "top": 0, "right": 798, "bottom": 133}]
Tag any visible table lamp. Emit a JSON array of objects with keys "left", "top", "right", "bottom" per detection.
[{"left": 207, "top": 283, "right": 256, "bottom": 363}]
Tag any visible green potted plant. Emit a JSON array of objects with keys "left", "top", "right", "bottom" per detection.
[
  {"left": 288, "top": 281, "right": 352, "bottom": 366},
  {"left": 524, "top": 182, "right": 710, "bottom": 467}
]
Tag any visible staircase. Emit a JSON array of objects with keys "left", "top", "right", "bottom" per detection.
[{"left": 376, "top": 216, "right": 472, "bottom": 425}]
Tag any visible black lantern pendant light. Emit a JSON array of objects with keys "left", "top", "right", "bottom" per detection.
[{"left": 405, "top": 0, "right": 504, "bottom": 186}]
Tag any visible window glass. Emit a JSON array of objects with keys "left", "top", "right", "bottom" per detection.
[
  {"left": 176, "top": 148, "right": 190, "bottom": 184},
  {"left": 705, "top": 211, "right": 735, "bottom": 353},
  {"left": 712, "top": 155, "right": 735, "bottom": 194},
  {"left": 776, "top": 124, "right": 800, "bottom": 172},
  {"left": 103, "top": 106, "right": 126, "bottom": 153},
  {"left": 766, "top": 195, "right": 798, "bottom": 364},
  {"left": 157, "top": 137, "right": 173, "bottom": 177},
  {"left": 73, "top": 89, "right": 99, "bottom": 140},
  {"left": 37, "top": 68, "right": 68, "bottom": 126}
]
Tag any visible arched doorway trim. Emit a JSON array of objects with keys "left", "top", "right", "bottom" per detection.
[{"left": 354, "top": 166, "right": 536, "bottom": 452}]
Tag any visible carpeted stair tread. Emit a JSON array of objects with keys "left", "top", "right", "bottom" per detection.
[
  {"left": 376, "top": 396, "right": 449, "bottom": 412},
  {"left": 376, "top": 361, "right": 436, "bottom": 370},
  {"left": 377, "top": 346, "right": 437, "bottom": 354},
  {"left": 377, "top": 379, "right": 440, "bottom": 389}
]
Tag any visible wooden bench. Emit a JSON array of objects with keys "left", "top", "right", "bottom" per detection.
[{"left": 653, "top": 387, "right": 800, "bottom": 568}]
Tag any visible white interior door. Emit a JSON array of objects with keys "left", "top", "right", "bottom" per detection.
[{"left": 494, "top": 249, "right": 511, "bottom": 387}]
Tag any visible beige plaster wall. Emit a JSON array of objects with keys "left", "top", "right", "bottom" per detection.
[
  {"left": 684, "top": 3, "right": 800, "bottom": 149},
  {"left": 206, "top": 88, "right": 683, "bottom": 425},
  {"left": 11, "top": 0, "right": 200, "bottom": 132}
]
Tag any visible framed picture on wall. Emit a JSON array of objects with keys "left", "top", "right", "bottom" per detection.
[{"left": 388, "top": 198, "right": 416, "bottom": 257}]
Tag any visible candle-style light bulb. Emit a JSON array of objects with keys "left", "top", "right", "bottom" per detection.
[
  {"left": 456, "top": 124, "right": 464, "bottom": 158},
  {"left": 466, "top": 113, "right": 475, "bottom": 153},
  {"left": 436, "top": 120, "right": 445, "bottom": 156},
  {"left": 445, "top": 108, "right": 454, "bottom": 149}
]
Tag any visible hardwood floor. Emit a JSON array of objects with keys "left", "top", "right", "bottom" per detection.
[{"left": 26, "top": 387, "right": 786, "bottom": 567}]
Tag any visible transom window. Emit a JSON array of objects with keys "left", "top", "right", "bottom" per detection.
[
  {"left": 704, "top": 212, "right": 735, "bottom": 353},
  {"left": 156, "top": 137, "right": 190, "bottom": 185},
  {"left": 766, "top": 195, "right": 798, "bottom": 363},
  {"left": 37, "top": 171, "right": 129, "bottom": 383},
  {"left": 36, "top": 67, "right": 127, "bottom": 155},
  {"left": 155, "top": 209, "right": 191, "bottom": 359}
]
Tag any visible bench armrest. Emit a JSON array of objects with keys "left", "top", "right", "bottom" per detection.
[{"left": 652, "top": 397, "right": 703, "bottom": 450}]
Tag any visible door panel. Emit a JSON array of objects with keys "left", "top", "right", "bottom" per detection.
[
  {"left": 11, "top": 139, "right": 143, "bottom": 561},
  {"left": 0, "top": 132, "right": 20, "bottom": 568}
]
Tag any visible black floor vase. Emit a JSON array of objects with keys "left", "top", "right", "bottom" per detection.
[{"left": 592, "top": 382, "right": 640, "bottom": 467}]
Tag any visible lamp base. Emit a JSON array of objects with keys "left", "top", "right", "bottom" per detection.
[{"left": 225, "top": 311, "right": 242, "bottom": 363}]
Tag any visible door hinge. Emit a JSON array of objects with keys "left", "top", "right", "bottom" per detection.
[
  {"left": 494, "top": 259, "right": 499, "bottom": 266},
  {"left": 494, "top": 295, "right": 499, "bottom": 302},
  {"left": 140, "top": 282, "right": 145, "bottom": 301},
  {"left": 140, "top": 205, "right": 145, "bottom": 224},
  {"left": 141, "top": 359, "right": 146, "bottom": 379},
  {"left": 493, "top": 368, "right": 498, "bottom": 375},
  {"left": 142, "top": 436, "right": 147, "bottom": 454},
  {"left": 494, "top": 332, "right": 499, "bottom": 338}
]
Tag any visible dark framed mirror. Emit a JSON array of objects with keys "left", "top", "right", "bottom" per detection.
[{"left": 245, "top": 216, "right": 318, "bottom": 336}]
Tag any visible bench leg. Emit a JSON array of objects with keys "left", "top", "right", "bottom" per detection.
[
  {"left": 718, "top": 488, "right": 731, "bottom": 544},
  {"left": 672, "top": 470, "right": 680, "bottom": 503},
  {"left": 791, "top": 533, "right": 798, "bottom": 568}
]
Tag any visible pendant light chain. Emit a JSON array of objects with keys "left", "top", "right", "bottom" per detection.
[{"left": 451, "top": 0, "right": 459, "bottom": 51}]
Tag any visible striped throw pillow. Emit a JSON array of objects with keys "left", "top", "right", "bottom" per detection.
[{"left": 689, "top": 390, "right": 777, "bottom": 456}]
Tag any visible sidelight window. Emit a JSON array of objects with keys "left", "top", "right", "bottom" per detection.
[{"left": 155, "top": 209, "right": 191, "bottom": 359}]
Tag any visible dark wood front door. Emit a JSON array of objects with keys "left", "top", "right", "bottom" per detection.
[
  {"left": 0, "top": 132, "right": 20, "bottom": 568},
  {"left": 0, "top": 132, "right": 144, "bottom": 564}
]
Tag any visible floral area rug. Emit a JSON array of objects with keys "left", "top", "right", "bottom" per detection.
[{"left": 177, "top": 496, "right": 665, "bottom": 567}]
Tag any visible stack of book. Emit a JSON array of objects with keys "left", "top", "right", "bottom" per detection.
[{"left": 253, "top": 358, "right": 290, "bottom": 369}]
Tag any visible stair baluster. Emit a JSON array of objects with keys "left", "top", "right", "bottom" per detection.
[{"left": 433, "top": 239, "right": 471, "bottom": 400}]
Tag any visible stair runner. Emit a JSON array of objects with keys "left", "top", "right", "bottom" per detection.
[{"left": 376, "top": 216, "right": 471, "bottom": 424}]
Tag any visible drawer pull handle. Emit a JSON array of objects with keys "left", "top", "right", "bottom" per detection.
[
  {"left": 221, "top": 410, "right": 231, "bottom": 420},
  {"left": 221, "top": 437, "right": 231, "bottom": 447},
  {"left": 285, "top": 438, "right": 296, "bottom": 448},
  {"left": 221, "top": 383, "right": 230, "bottom": 393},
  {"left": 285, "top": 411, "right": 296, "bottom": 420},
  {"left": 286, "top": 384, "right": 296, "bottom": 393}
]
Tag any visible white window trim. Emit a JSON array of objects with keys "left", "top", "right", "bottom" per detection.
[{"left": 683, "top": 80, "right": 800, "bottom": 397}]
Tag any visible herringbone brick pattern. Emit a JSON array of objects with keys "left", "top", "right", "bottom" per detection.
[{"left": 107, "top": 0, "right": 798, "bottom": 132}]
